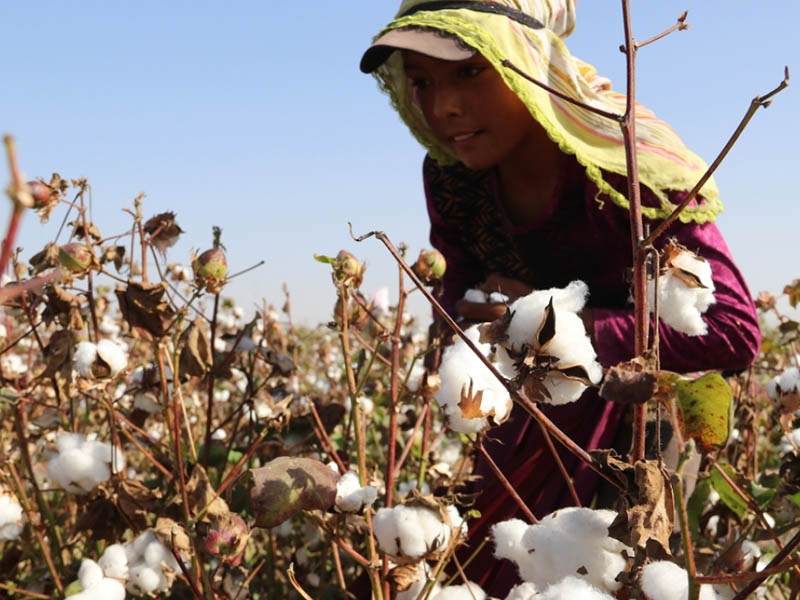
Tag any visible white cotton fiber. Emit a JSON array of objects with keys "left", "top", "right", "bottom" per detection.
[
  {"left": 430, "top": 582, "right": 486, "bottom": 600},
  {"left": 396, "top": 562, "right": 442, "bottom": 600},
  {"left": 768, "top": 367, "right": 800, "bottom": 399},
  {"left": 537, "top": 576, "right": 615, "bottom": 599},
  {"left": 497, "top": 507, "right": 629, "bottom": 593},
  {"left": 335, "top": 471, "right": 377, "bottom": 513},
  {"left": 435, "top": 326, "right": 514, "bottom": 433},
  {"left": 0, "top": 492, "right": 24, "bottom": 540},
  {"left": 374, "top": 504, "right": 462, "bottom": 561},
  {"left": 47, "top": 433, "right": 126, "bottom": 494},
  {"left": 505, "top": 582, "right": 540, "bottom": 600},
  {"left": 128, "top": 564, "right": 165, "bottom": 594},
  {"left": 78, "top": 559, "right": 104, "bottom": 590},
  {"left": 501, "top": 281, "right": 602, "bottom": 406},
  {"left": 123, "top": 530, "right": 179, "bottom": 595},
  {"left": 98, "top": 543, "right": 129, "bottom": 579},
  {"left": 639, "top": 561, "right": 722, "bottom": 600},
  {"left": 87, "top": 577, "right": 126, "bottom": 600},
  {"left": 96, "top": 339, "right": 128, "bottom": 376},
  {"left": 648, "top": 249, "right": 716, "bottom": 336},
  {"left": 75, "top": 341, "right": 99, "bottom": 377}
]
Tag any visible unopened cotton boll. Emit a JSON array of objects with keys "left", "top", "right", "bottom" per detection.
[
  {"left": 335, "top": 471, "right": 378, "bottom": 513},
  {"left": 0, "top": 491, "right": 24, "bottom": 540},
  {"left": 640, "top": 561, "right": 721, "bottom": 600},
  {"left": 647, "top": 247, "right": 716, "bottom": 336},
  {"left": 430, "top": 582, "right": 486, "bottom": 600},
  {"left": 436, "top": 326, "right": 514, "bottom": 433}
]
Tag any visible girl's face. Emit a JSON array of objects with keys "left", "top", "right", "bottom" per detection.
[{"left": 402, "top": 50, "right": 546, "bottom": 171}]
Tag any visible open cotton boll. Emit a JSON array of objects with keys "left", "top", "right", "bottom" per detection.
[
  {"left": 463, "top": 288, "right": 509, "bottom": 304},
  {"left": 512, "top": 508, "right": 629, "bottom": 592},
  {"left": 396, "top": 562, "right": 442, "bottom": 600},
  {"left": 501, "top": 281, "right": 602, "bottom": 406},
  {"left": 335, "top": 471, "right": 378, "bottom": 513},
  {"left": 98, "top": 543, "right": 129, "bottom": 579},
  {"left": 128, "top": 563, "right": 167, "bottom": 595},
  {"left": 647, "top": 247, "right": 716, "bottom": 337},
  {"left": 491, "top": 518, "right": 529, "bottom": 566},
  {"left": 505, "top": 582, "right": 540, "bottom": 600},
  {"left": 0, "top": 491, "right": 24, "bottom": 540},
  {"left": 431, "top": 582, "right": 486, "bottom": 600},
  {"left": 537, "top": 576, "right": 615, "bottom": 599},
  {"left": 436, "top": 326, "right": 513, "bottom": 433},
  {"left": 640, "top": 561, "right": 721, "bottom": 600},
  {"left": 374, "top": 504, "right": 460, "bottom": 561},
  {"left": 96, "top": 339, "right": 127, "bottom": 376},
  {"left": 75, "top": 341, "right": 99, "bottom": 377},
  {"left": 78, "top": 559, "right": 104, "bottom": 590},
  {"left": 47, "top": 433, "right": 125, "bottom": 493},
  {"left": 768, "top": 367, "right": 800, "bottom": 400}
]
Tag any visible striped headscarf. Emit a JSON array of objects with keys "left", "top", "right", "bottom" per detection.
[{"left": 370, "top": 0, "right": 721, "bottom": 223}]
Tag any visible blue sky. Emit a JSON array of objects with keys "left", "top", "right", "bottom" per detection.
[{"left": 2, "top": 2, "right": 797, "bottom": 325}]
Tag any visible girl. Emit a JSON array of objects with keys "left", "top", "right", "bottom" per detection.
[{"left": 361, "top": 1, "right": 760, "bottom": 594}]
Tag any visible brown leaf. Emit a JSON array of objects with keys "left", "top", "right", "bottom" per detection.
[
  {"left": 536, "top": 297, "right": 556, "bottom": 349},
  {"left": 29, "top": 242, "right": 61, "bottom": 275},
  {"left": 100, "top": 245, "right": 126, "bottom": 272},
  {"left": 478, "top": 307, "right": 514, "bottom": 345},
  {"left": 458, "top": 379, "right": 486, "bottom": 420},
  {"left": 115, "top": 479, "right": 161, "bottom": 531},
  {"left": 261, "top": 348, "right": 295, "bottom": 376},
  {"left": 607, "top": 459, "right": 674, "bottom": 562},
  {"left": 71, "top": 220, "right": 102, "bottom": 241},
  {"left": 179, "top": 318, "right": 213, "bottom": 378},
  {"left": 153, "top": 517, "right": 192, "bottom": 564},
  {"left": 784, "top": 279, "right": 800, "bottom": 309},
  {"left": 599, "top": 360, "right": 658, "bottom": 405},
  {"left": 249, "top": 457, "right": 339, "bottom": 529},
  {"left": 116, "top": 280, "right": 175, "bottom": 338},
  {"left": 144, "top": 211, "right": 184, "bottom": 255},
  {"left": 182, "top": 464, "right": 230, "bottom": 522},
  {"left": 41, "top": 329, "right": 74, "bottom": 378},
  {"left": 389, "top": 563, "right": 423, "bottom": 594},
  {"left": 42, "top": 285, "right": 85, "bottom": 329}
]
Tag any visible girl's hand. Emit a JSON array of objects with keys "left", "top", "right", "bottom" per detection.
[{"left": 455, "top": 273, "right": 533, "bottom": 322}]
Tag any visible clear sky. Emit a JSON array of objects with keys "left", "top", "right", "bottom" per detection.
[{"left": 2, "top": 2, "right": 797, "bottom": 325}]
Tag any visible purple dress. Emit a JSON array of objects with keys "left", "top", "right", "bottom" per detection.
[{"left": 423, "top": 155, "right": 761, "bottom": 595}]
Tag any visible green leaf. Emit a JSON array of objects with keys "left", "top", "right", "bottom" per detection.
[
  {"left": 749, "top": 480, "right": 776, "bottom": 508},
  {"left": 709, "top": 465, "right": 748, "bottom": 519},
  {"left": 250, "top": 457, "right": 339, "bottom": 528},
  {"left": 686, "top": 477, "right": 711, "bottom": 538},
  {"left": 675, "top": 372, "right": 733, "bottom": 452},
  {"left": 313, "top": 253, "right": 336, "bottom": 265},
  {"left": 789, "top": 491, "right": 800, "bottom": 511}
]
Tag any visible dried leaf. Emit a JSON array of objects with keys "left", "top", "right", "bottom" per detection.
[
  {"left": 458, "top": 379, "right": 486, "bottom": 420},
  {"left": 116, "top": 279, "right": 175, "bottom": 338},
  {"left": 477, "top": 307, "right": 514, "bottom": 345},
  {"left": 179, "top": 318, "right": 213, "bottom": 378},
  {"left": 607, "top": 459, "right": 675, "bottom": 561},
  {"left": 388, "top": 563, "right": 421, "bottom": 594},
  {"left": 29, "top": 242, "right": 61, "bottom": 275},
  {"left": 599, "top": 361, "right": 658, "bottom": 405},
  {"left": 183, "top": 464, "right": 230, "bottom": 521},
  {"left": 100, "top": 245, "right": 126, "bottom": 272},
  {"left": 153, "top": 517, "right": 192, "bottom": 562},
  {"left": 261, "top": 348, "right": 295, "bottom": 376},
  {"left": 42, "top": 285, "right": 85, "bottom": 329},
  {"left": 784, "top": 279, "right": 800, "bottom": 309},
  {"left": 115, "top": 479, "right": 161, "bottom": 531},
  {"left": 41, "top": 329, "right": 74, "bottom": 378},
  {"left": 144, "top": 211, "right": 184, "bottom": 255},
  {"left": 249, "top": 457, "right": 339, "bottom": 528},
  {"left": 536, "top": 297, "right": 556, "bottom": 349}
]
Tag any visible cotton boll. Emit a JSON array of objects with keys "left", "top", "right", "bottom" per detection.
[
  {"left": 78, "top": 559, "right": 104, "bottom": 590},
  {"left": 127, "top": 563, "right": 164, "bottom": 594},
  {"left": 395, "top": 505, "right": 431, "bottom": 559},
  {"left": 56, "top": 432, "right": 85, "bottom": 453},
  {"left": 396, "top": 562, "right": 441, "bottom": 600},
  {"left": 143, "top": 538, "right": 175, "bottom": 569},
  {"left": 430, "top": 582, "right": 486, "bottom": 600},
  {"left": 491, "top": 518, "right": 529, "bottom": 566},
  {"left": 640, "top": 561, "right": 720, "bottom": 600},
  {"left": 515, "top": 508, "right": 629, "bottom": 592},
  {"left": 89, "top": 577, "right": 126, "bottom": 600},
  {"left": 96, "top": 339, "right": 127, "bottom": 376},
  {"left": 373, "top": 508, "right": 401, "bottom": 557},
  {"left": 505, "top": 582, "right": 540, "bottom": 600},
  {"left": 538, "top": 576, "right": 614, "bottom": 599},
  {"left": 335, "top": 471, "right": 377, "bottom": 513},
  {"left": 75, "top": 341, "right": 98, "bottom": 377},
  {"left": 0, "top": 491, "right": 24, "bottom": 540},
  {"left": 98, "top": 543, "right": 129, "bottom": 579}
]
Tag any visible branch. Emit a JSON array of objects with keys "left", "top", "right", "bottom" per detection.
[
  {"left": 642, "top": 66, "right": 790, "bottom": 247},
  {"left": 632, "top": 11, "right": 689, "bottom": 50}
]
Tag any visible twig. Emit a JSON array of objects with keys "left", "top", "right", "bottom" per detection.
[
  {"left": 633, "top": 11, "right": 689, "bottom": 50},
  {"left": 308, "top": 399, "right": 347, "bottom": 474},
  {"left": 478, "top": 442, "right": 537, "bottom": 523},
  {"left": 386, "top": 260, "right": 408, "bottom": 508},
  {"left": 287, "top": 563, "right": 316, "bottom": 600},
  {"left": 394, "top": 403, "right": 430, "bottom": 478},
  {"left": 732, "top": 526, "right": 800, "bottom": 599},
  {"left": 203, "top": 292, "right": 221, "bottom": 468},
  {"left": 0, "top": 583, "right": 50, "bottom": 599},
  {"left": 642, "top": 66, "right": 790, "bottom": 248},
  {"left": 537, "top": 420, "right": 581, "bottom": 507},
  {"left": 1, "top": 135, "right": 27, "bottom": 278},
  {"left": 227, "top": 259, "right": 266, "bottom": 280},
  {"left": 500, "top": 60, "right": 624, "bottom": 123}
]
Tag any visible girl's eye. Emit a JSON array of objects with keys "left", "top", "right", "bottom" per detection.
[
  {"left": 458, "top": 65, "right": 484, "bottom": 79},
  {"left": 409, "top": 77, "right": 429, "bottom": 91}
]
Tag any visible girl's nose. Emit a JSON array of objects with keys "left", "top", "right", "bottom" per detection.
[{"left": 431, "top": 83, "right": 463, "bottom": 119}]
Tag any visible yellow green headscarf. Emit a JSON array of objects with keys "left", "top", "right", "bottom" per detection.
[{"left": 370, "top": 0, "right": 721, "bottom": 223}]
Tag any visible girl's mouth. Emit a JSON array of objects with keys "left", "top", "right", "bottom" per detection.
[{"left": 451, "top": 131, "right": 480, "bottom": 142}]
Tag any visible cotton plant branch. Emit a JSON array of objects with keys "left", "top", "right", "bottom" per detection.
[
  {"left": 642, "top": 66, "right": 790, "bottom": 247},
  {"left": 1, "top": 135, "right": 29, "bottom": 279},
  {"left": 386, "top": 259, "right": 408, "bottom": 509},
  {"left": 478, "top": 441, "right": 538, "bottom": 524},
  {"left": 351, "top": 225, "right": 622, "bottom": 491},
  {"left": 632, "top": 10, "right": 689, "bottom": 50}
]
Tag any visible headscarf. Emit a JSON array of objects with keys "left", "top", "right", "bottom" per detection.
[{"left": 370, "top": 0, "right": 721, "bottom": 223}]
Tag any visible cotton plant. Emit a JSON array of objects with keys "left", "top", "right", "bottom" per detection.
[
  {"left": 647, "top": 241, "right": 716, "bottom": 336},
  {"left": 75, "top": 339, "right": 127, "bottom": 378},
  {"left": 492, "top": 280, "right": 602, "bottom": 406},
  {"left": 435, "top": 325, "right": 515, "bottom": 433},
  {"left": 0, "top": 487, "right": 24, "bottom": 540},
  {"left": 334, "top": 470, "right": 378, "bottom": 513},
  {"left": 374, "top": 503, "right": 466, "bottom": 562},
  {"left": 124, "top": 530, "right": 181, "bottom": 596},
  {"left": 491, "top": 508, "right": 631, "bottom": 593},
  {"left": 46, "top": 432, "right": 126, "bottom": 494},
  {"left": 640, "top": 560, "right": 729, "bottom": 600}
]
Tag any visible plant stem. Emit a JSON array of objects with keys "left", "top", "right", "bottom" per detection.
[
  {"left": 478, "top": 442, "right": 537, "bottom": 523},
  {"left": 203, "top": 292, "right": 221, "bottom": 468},
  {"left": 386, "top": 263, "right": 407, "bottom": 509}
]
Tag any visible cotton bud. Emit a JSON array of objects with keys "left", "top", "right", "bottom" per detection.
[
  {"left": 58, "top": 243, "right": 93, "bottom": 274},
  {"left": 412, "top": 248, "right": 446, "bottom": 285},
  {"left": 0, "top": 489, "right": 24, "bottom": 540},
  {"left": 333, "top": 250, "right": 365, "bottom": 288},
  {"left": 27, "top": 180, "right": 53, "bottom": 208},
  {"left": 202, "top": 512, "right": 249, "bottom": 565},
  {"left": 648, "top": 241, "right": 716, "bottom": 336},
  {"left": 193, "top": 248, "right": 228, "bottom": 293}
]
